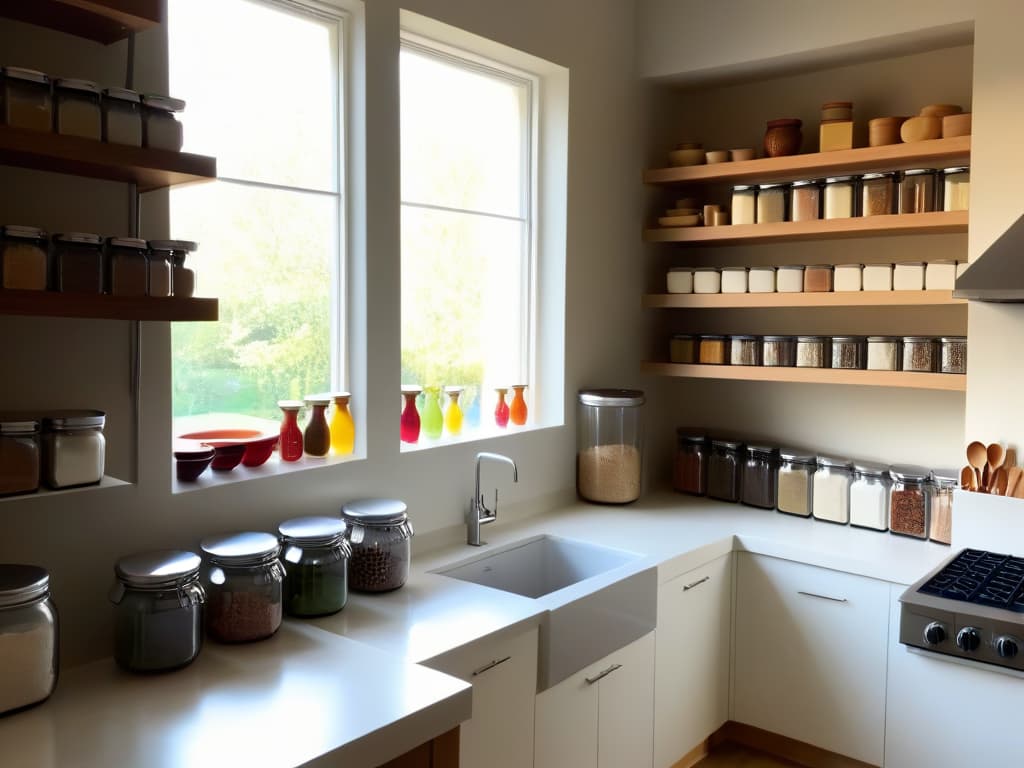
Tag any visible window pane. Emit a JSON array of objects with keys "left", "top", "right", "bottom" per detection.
[
  {"left": 171, "top": 182, "right": 335, "bottom": 423},
  {"left": 401, "top": 47, "right": 527, "bottom": 218},
  {"left": 169, "top": 0, "right": 338, "bottom": 191}
]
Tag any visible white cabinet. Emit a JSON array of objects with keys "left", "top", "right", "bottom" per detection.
[
  {"left": 733, "top": 553, "right": 888, "bottom": 765},
  {"left": 653, "top": 554, "right": 732, "bottom": 768},
  {"left": 423, "top": 626, "right": 539, "bottom": 768},
  {"left": 535, "top": 631, "right": 655, "bottom": 768}
]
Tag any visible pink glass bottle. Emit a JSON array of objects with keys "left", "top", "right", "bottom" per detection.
[
  {"left": 278, "top": 400, "right": 304, "bottom": 461},
  {"left": 494, "top": 388, "right": 510, "bottom": 428},
  {"left": 400, "top": 385, "right": 422, "bottom": 444}
]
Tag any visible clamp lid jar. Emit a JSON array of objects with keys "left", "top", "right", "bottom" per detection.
[
  {"left": 0, "top": 564, "right": 58, "bottom": 715},
  {"left": 54, "top": 78, "right": 101, "bottom": 140},
  {"left": 341, "top": 499, "right": 414, "bottom": 592},
  {"left": 102, "top": 87, "right": 142, "bottom": 146},
  {"left": 673, "top": 429, "right": 707, "bottom": 496},
  {"left": 741, "top": 444, "right": 778, "bottom": 509},
  {"left": 142, "top": 94, "right": 185, "bottom": 151},
  {"left": 200, "top": 532, "right": 284, "bottom": 643},
  {"left": 849, "top": 461, "right": 891, "bottom": 532},
  {"left": 150, "top": 239, "right": 198, "bottom": 297},
  {"left": 279, "top": 516, "right": 351, "bottom": 617},
  {"left": 41, "top": 409, "right": 105, "bottom": 490},
  {"left": 707, "top": 439, "right": 743, "bottom": 503},
  {"left": 777, "top": 450, "right": 815, "bottom": 517},
  {"left": 889, "top": 465, "right": 931, "bottom": 539},
  {"left": 106, "top": 237, "right": 149, "bottom": 297},
  {"left": 576, "top": 389, "right": 645, "bottom": 505},
  {"left": 813, "top": 456, "right": 853, "bottom": 525},
  {"left": 53, "top": 232, "right": 103, "bottom": 294},
  {"left": 3, "top": 67, "right": 51, "bottom": 132}
]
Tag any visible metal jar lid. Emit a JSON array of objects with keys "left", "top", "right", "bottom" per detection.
[
  {"left": 730, "top": 334, "right": 757, "bottom": 341},
  {"left": 796, "top": 336, "right": 828, "bottom": 343},
  {"left": 54, "top": 78, "right": 100, "bottom": 95},
  {"left": 103, "top": 87, "right": 140, "bottom": 103},
  {"left": 278, "top": 516, "right": 347, "bottom": 547},
  {"left": 746, "top": 444, "right": 777, "bottom": 456},
  {"left": 890, "top": 464, "right": 931, "bottom": 482},
  {"left": 142, "top": 94, "right": 186, "bottom": 112},
  {"left": 853, "top": 461, "right": 889, "bottom": 478},
  {"left": 942, "top": 167, "right": 969, "bottom": 175},
  {"left": 3, "top": 225, "right": 47, "bottom": 241},
  {"left": 831, "top": 335, "right": 862, "bottom": 343},
  {"left": 940, "top": 336, "right": 967, "bottom": 343},
  {"left": 675, "top": 428, "right": 706, "bottom": 443},
  {"left": 861, "top": 172, "right": 895, "bottom": 180},
  {"left": 758, "top": 182, "right": 788, "bottom": 190},
  {"left": 577, "top": 389, "right": 645, "bottom": 407},
  {"left": 931, "top": 469, "right": 960, "bottom": 487},
  {"left": 41, "top": 409, "right": 105, "bottom": 431},
  {"left": 711, "top": 439, "right": 742, "bottom": 450},
  {"left": 304, "top": 394, "right": 331, "bottom": 407},
  {"left": 55, "top": 232, "right": 102, "bottom": 245},
  {"left": 0, "top": 417, "right": 38, "bottom": 435},
  {"left": 107, "top": 237, "right": 149, "bottom": 251},
  {"left": 114, "top": 550, "right": 201, "bottom": 589},
  {"left": 700, "top": 335, "right": 725, "bottom": 341},
  {"left": 4, "top": 67, "right": 48, "bottom": 85},
  {"left": 200, "top": 532, "right": 281, "bottom": 566},
  {"left": 902, "top": 336, "right": 936, "bottom": 343},
  {"left": 341, "top": 498, "right": 410, "bottom": 527},
  {"left": 148, "top": 240, "right": 198, "bottom": 253},
  {"left": 824, "top": 176, "right": 856, "bottom": 184},
  {"left": 779, "top": 449, "right": 815, "bottom": 464},
  {"left": 0, "top": 564, "right": 50, "bottom": 608},
  {"left": 867, "top": 336, "right": 900, "bottom": 343},
  {"left": 777, "top": 265, "right": 804, "bottom": 272},
  {"left": 762, "top": 335, "right": 793, "bottom": 342},
  {"left": 731, "top": 184, "right": 756, "bottom": 192},
  {"left": 791, "top": 179, "right": 821, "bottom": 188},
  {"left": 902, "top": 168, "right": 935, "bottom": 177},
  {"left": 817, "top": 455, "right": 853, "bottom": 469}
]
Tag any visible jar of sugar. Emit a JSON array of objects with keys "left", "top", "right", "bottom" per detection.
[{"left": 0, "top": 565, "right": 58, "bottom": 716}]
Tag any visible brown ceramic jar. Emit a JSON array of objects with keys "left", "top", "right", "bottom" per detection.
[{"left": 764, "top": 118, "right": 802, "bottom": 157}]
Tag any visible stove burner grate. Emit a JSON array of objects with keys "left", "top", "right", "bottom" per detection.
[{"left": 917, "top": 548, "right": 1024, "bottom": 611}]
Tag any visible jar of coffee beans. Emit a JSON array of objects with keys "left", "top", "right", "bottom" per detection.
[
  {"left": 889, "top": 465, "right": 931, "bottom": 539},
  {"left": 199, "top": 532, "right": 284, "bottom": 643},
  {"left": 341, "top": 498, "right": 414, "bottom": 592}
]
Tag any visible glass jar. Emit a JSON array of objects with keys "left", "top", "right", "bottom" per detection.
[
  {"left": 831, "top": 336, "right": 864, "bottom": 370},
  {"left": 902, "top": 337, "right": 937, "bottom": 372},
  {"left": 2, "top": 225, "right": 49, "bottom": 291},
  {"left": 898, "top": 169, "right": 936, "bottom": 214},
  {"left": 823, "top": 176, "right": 856, "bottom": 219},
  {"left": 893, "top": 262, "right": 925, "bottom": 290},
  {"left": 669, "top": 334, "right": 697, "bottom": 364},
  {"left": 278, "top": 516, "right": 351, "bottom": 617},
  {"left": 110, "top": 550, "right": 205, "bottom": 672},
  {"left": 942, "top": 167, "right": 970, "bottom": 211},
  {"left": 762, "top": 336, "right": 796, "bottom": 367},
  {"left": 863, "top": 263, "right": 893, "bottom": 291},
  {"left": 144, "top": 245, "right": 172, "bottom": 297},
  {"left": 866, "top": 336, "right": 901, "bottom": 371},
  {"left": 41, "top": 410, "right": 105, "bottom": 489},
  {"left": 861, "top": 172, "right": 895, "bottom": 216},
  {"left": 748, "top": 266, "right": 776, "bottom": 293},
  {"left": 699, "top": 335, "right": 727, "bottom": 365},
  {"left": 673, "top": 430, "right": 707, "bottom": 496},
  {"left": 756, "top": 183, "right": 787, "bottom": 223},
  {"left": 729, "top": 335, "right": 760, "bottom": 366},
  {"left": 576, "top": 389, "right": 645, "bottom": 504},
  {"left": 303, "top": 395, "right": 331, "bottom": 457},
  {"left": 666, "top": 267, "right": 693, "bottom": 294},
  {"left": 693, "top": 267, "right": 721, "bottom": 294},
  {"left": 813, "top": 456, "right": 853, "bottom": 524},
  {"left": 142, "top": 95, "right": 185, "bottom": 151},
  {"left": 102, "top": 87, "right": 142, "bottom": 146},
  {"left": 940, "top": 336, "right": 967, "bottom": 374},
  {"left": 731, "top": 185, "right": 756, "bottom": 225},
  {"left": 777, "top": 451, "right": 815, "bottom": 517},
  {"left": 721, "top": 267, "right": 748, "bottom": 293},
  {"left": 0, "top": 417, "right": 40, "bottom": 497},
  {"left": 707, "top": 440, "right": 742, "bottom": 503},
  {"left": 0, "top": 565, "right": 58, "bottom": 716},
  {"left": 776, "top": 265, "right": 804, "bottom": 293},
  {"left": 889, "top": 465, "right": 931, "bottom": 539},
  {"left": 342, "top": 498, "right": 415, "bottom": 592},
  {"left": 149, "top": 239, "right": 197, "bottom": 298},
  {"left": 790, "top": 180, "right": 821, "bottom": 222},
  {"left": 53, "top": 232, "right": 103, "bottom": 293},
  {"left": 834, "top": 264, "right": 862, "bottom": 292},
  {"left": 804, "top": 264, "right": 834, "bottom": 292},
  {"left": 200, "top": 532, "right": 284, "bottom": 643},
  {"left": 106, "top": 237, "right": 149, "bottom": 297},
  {"left": 796, "top": 336, "right": 829, "bottom": 368},
  {"left": 849, "top": 462, "right": 891, "bottom": 531},
  {"left": 3, "top": 67, "right": 52, "bottom": 132},
  {"left": 929, "top": 469, "right": 957, "bottom": 545},
  {"left": 741, "top": 445, "right": 778, "bottom": 509},
  {"left": 54, "top": 78, "right": 101, "bottom": 140}
]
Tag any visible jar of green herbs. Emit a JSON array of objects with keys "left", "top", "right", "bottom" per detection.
[{"left": 278, "top": 516, "right": 351, "bottom": 617}]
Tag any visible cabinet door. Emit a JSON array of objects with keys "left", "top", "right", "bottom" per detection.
[
  {"left": 535, "top": 661, "right": 599, "bottom": 768},
  {"left": 424, "top": 627, "right": 538, "bottom": 768},
  {"left": 654, "top": 554, "right": 732, "bottom": 768},
  {"left": 598, "top": 631, "right": 655, "bottom": 768},
  {"left": 733, "top": 553, "right": 888, "bottom": 765}
]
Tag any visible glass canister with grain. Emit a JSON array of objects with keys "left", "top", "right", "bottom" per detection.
[{"left": 577, "top": 389, "right": 645, "bottom": 504}]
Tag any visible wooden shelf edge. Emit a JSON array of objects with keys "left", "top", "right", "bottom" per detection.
[
  {"left": 0, "top": 475, "right": 131, "bottom": 503},
  {"left": 0, "top": 0, "right": 162, "bottom": 45},
  {"left": 644, "top": 136, "right": 971, "bottom": 186},
  {"left": 642, "top": 290, "right": 968, "bottom": 309},
  {"left": 640, "top": 362, "right": 966, "bottom": 392},
  {"left": 0, "top": 291, "right": 219, "bottom": 321}
]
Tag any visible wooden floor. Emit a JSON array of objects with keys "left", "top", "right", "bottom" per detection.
[{"left": 695, "top": 741, "right": 803, "bottom": 768}]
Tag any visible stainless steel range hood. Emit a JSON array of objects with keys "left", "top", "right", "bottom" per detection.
[{"left": 954, "top": 214, "right": 1024, "bottom": 302}]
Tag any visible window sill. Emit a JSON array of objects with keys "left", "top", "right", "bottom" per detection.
[
  {"left": 399, "top": 421, "right": 559, "bottom": 454},
  {"left": 172, "top": 452, "right": 362, "bottom": 494}
]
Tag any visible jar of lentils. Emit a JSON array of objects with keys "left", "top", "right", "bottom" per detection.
[
  {"left": 278, "top": 516, "right": 351, "bottom": 617},
  {"left": 889, "top": 465, "right": 931, "bottom": 539},
  {"left": 200, "top": 532, "right": 284, "bottom": 643},
  {"left": 342, "top": 498, "right": 414, "bottom": 592},
  {"left": 940, "top": 336, "right": 967, "bottom": 374}
]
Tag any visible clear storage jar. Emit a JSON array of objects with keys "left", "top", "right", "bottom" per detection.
[
  {"left": 673, "top": 430, "right": 707, "bottom": 496},
  {"left": 342, "top": 498, "right": 415, "bottom": 590},
  {"left": 813, "top": 456, "right": 853, "bottom": 524},
  {"left": 729, "top": 335, "right": 760, "bottom": 366},
  {"left": 699, "top": 335, "right": 727, "bottom": 365},
  {"left": 106, "top": 237, "right": 149, "bottom": 297},
  {"left": 279, "top": 516, "right": 351, "bottom": 617},
  {"left": 577, "top": 390, "right": 644, "bottom": 504},
  {"left": 776, "top": 265, "right": 805, "bottom": 293},
  {"left": 41, "top": 410, "right": 105, "bottom": 489},
  {"left": 741, "top": 445, "right": 778, "bottom": 509},
  {"left": 763, "top": 336, "right": 796, "bottom": 367},
  {"left": 0, "top": 418, "right": 40, "bottom": 497},
  {"left": 200, "top": 532, "right": 284, "bottom": 643},
  {"left": 53, "top": 232, "right": 103, "bottom": 293},
  {"left": 861, "top": 172, "right": 895, "bottom": 216},
  {"left": 902, "top": 337, "right": 937, "bottom": 372},
  {"left": 929, "top": 469, "right": 957, "bottom": 545},
  {"left": 149, "top": 239, "right": 197, "bottom": 298},
  {"left": 707, "top": 440, "right": 742, "bottom": 503},
  {"left": 142, "top": 95, "right": 185, "bottom": 151},
  {"left": 940, "top": 336, "right": 967, "bottom": 374},
  {"left": 669, "top": 334, "right": 697, "bottom": 363},
  {"left": 2, "top": 225, "right": 48, "bottom": 291},
  {"left": 777, "top": 451, "right": 815, "bottom": 517},
  {"left": 889, "top": 465, "right": 931, "bottom": 539},
  {"left": 796, "top": 336, "right": 829, "bottom": 368},
  {"left": 824, "top": 176, "right": 856, "bottom": 219},
  {"left": 942, "top": 167, "right": 970, "bottom": 211},
  {"left": 898, "top": 169, "right": 936, "bottom": 214},
  {"left": 849, "top": 462, "right": 891, "bottom": 531},
  {"left": 756, "top": 183, "right": 787, "bottom": 223},
  {"left": 790, "top": 180, "right": 821, "bottom": 222},
  {"left": 110, "top": 550, "right": 205, "bottom": 672},
  {"left": 867, "top": 336, "right": 901, "bottom": 371},
  {"left": 54, "top": 78, "right": 101, "bottom": 140},
  {"left": 731, "top": 185, "right": 756, "bottom": 225},
  {"left": 831, "top": 336, "right": 864, "bottom": 370},
  {"left": 0, "top": 565, "right": 58, "bottom": 716},
  {"left": 102, "top": 87, "right": 142, "bottom": 146},
  {"left": 147, "top": 245, "right": 172, "bottom": 297},
  {"left": 3, "top": 67, "right": 52, "bottom": 132}
]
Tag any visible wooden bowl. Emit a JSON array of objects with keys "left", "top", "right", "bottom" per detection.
[
  {"left": 900, "top": 116, "right": 942, "bottom": 143},
  {"left": 658, "top": 214, "right": 700, "bottom": 228},
  {"left": 920, "top": 104, "right": 962, "bottom": 118},
  {"left": 730, "top": 148, "right": 756, "bottom": 161},
  {"left": 668, "top": 148, "right": 706, "bottom": 167},
  {"left": 705, "top": 150, "right": 731, "bottom": 164},
  {"left": 868, "top": 116, "right": 907, "bottom": 147},
  {"left": 942, "top": 112, "right": 972, "bottom": 138},
  {"left": 667, "top": 207, "right": 700, "bottom": 216}
]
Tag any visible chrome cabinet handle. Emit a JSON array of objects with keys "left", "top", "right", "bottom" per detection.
[
  {"left": 585, "top": 663, "right": 622, "bottom": 685},
  {"left": 798, "top": 590, "right": 848, "bottom": 603},
  {"left": 683, "top": 575, "right": 710, "bottom": 591},
  {"left": 471, "top": 655, "right": 511, "bottom": 677}
]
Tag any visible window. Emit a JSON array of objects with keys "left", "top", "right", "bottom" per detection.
[{"left": 168, "top": 0, "right": 345, "bottom": 431}]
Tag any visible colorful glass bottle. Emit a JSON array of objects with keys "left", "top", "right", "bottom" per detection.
[
  {"left": 400, "top": 385, "right": 422, "bottom": 444},
  {"left": 421, "top": 386, "right": 443, "bottom": 440},
  {"left": 494, "top": 388, "right": 510, "bottom": 428},
  {"left": 444, "top": 386, "right": 464, "bottom": 436},
  {"left": 303, "top": 396, "right": 331, "bottom": 457},
  {"left": 329, "top": 392, "right": 355, "bottom": 455},
  {"left": 278, "top": 400, "right": 304, "bottom": 462},
  {"left": 510, "top": 385, "right": 528, "bottom": 426}
]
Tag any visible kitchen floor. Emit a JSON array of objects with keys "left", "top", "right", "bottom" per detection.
[{"left": 696, "top": 742, "right": 802, "bottom": 767}]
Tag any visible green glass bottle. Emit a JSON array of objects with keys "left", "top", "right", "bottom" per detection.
[{"left": 421, "top": 386, "right": 443, "bottom": 440}]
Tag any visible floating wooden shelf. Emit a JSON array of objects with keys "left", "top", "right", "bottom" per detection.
[
  {"left": 644, "top": 136, "right": 971, "bottom": 186},
  {"left": 641, "top": 362, "right": 966, "bottom": 392},
  {"left": 0, "top": 0, "right": 162, "bottom": 45},
  {"left": 642, "top": 290, "right": 967, "bottom": 309},
  {"left": 0, "top": 125, "right": 216, "bottom": 192},
  {"left": 0, "top": 290, "right": 218, "bottom": 321},
  {"left": 0, "top": 475, "right": 131, "bottom": 504},
  {"left": 644, "top": 211, "right": 968, "bottom": 246}
]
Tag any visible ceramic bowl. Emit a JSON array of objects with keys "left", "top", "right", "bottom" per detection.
[
  {"left": 705, "top": 150, "right": 731, "bottom": 164},
  {"left": 668, "top": 148, "right": 706, "bottom": 167},
  {"left": 659, "top": 214, "right": 700, "bottom": 227},
  {"left": 942, "top": 112, "right": 972, "bottom": 138},
  {"left": 178, "top": 429, "right": 280, "bottom": 470},
  {"left": 173, "top": 443, "right": 216, "bottom": 481},
  {"left": 730, "top": 148, "right": 756, "bottom": 161}
]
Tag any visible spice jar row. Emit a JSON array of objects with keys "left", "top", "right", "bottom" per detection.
[
  {"left": 669, "top": 334, "right": 966, "bottom": 374},
  {"left": 667, "top": 261, "right": 968, "bottom": 295},
  {"left": 0, "top": 228, "right": 199, "bottom": 297},
  {"left": 672, "top": 431, "right": 956, "bottom": 544},
  {"left": 0, "top": 410, "right": 106, "bottom": 497},
  {"left": 1, "top": 66, "right": 185, "bottom": 150},
  {"left": 400, "top": 384, "right": 529, "bottom": 444}
]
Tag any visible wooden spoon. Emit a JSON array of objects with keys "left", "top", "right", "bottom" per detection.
[
  {"left": 1016, "top": 478, "right": 1024, "bottom": 499},
  {"left": 988, "top": 442, "right": 1006, "bottom": 475},
  {"left": 967, "top": 441, "right": 987, "bottom": 491},
  {"left": 995, "top": 466, "right": 1009, "bottom": 496},
  {"left": 1006, "top": 447, "right": 1018, "bottom": 469},
  {"left": 1007, "top": 466, "right": 1023, "bottom": 497},
  {"left": 961, "top": 465, "right": 977, "bottom": 492}
]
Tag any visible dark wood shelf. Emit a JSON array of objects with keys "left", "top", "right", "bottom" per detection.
[
  {"left": 0, "top": 125, "right": 216, "bottom": 192},
  {"left": 0, "top": 0, "right": 162, "bottom": 45},
  {"left": 0, "top": 290, "right": 218, "bottom": 321}
]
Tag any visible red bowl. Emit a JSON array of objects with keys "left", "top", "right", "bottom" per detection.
[
  {"left": 173, "top": 442, "right": 216, "bottom": 481},
  {"left": 178, "top": 430, "right": 279, "bottom": 470},
  {"left": 209, "top": 443, "right": 246, "bottom": 471},
  {"left": 241, "top": 435, "right": 279, "bottom": 467}
]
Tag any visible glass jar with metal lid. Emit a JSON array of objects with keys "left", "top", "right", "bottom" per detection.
[
  {"left": 756, "top": 183, "right": 787, "bottom": 223},
  {"left": 278, "top": 516, "right": 351, "bottom": 617},
  {"left": 110, "top": 550, "right": 205, "bottom": 672},
  {"left": 729, "top": 335, "right": 760, "bottom": 366},
  {"left": 849, "top": 462, "right": 891, "bottom": 531},
  {"left": 673, "top": 430, "right": 707, "bottom": 496},
  {"left": 866, "top": 336, "right": 901, "bottom": 371},
  {"left": 0, "top": 564, "right": 58, "bottom": 715},
  {"left": 763, "top": 336, "right": 796, "bottom": 367},
  {"left": 102, "top": 87, "right": 142, "bottom": 146},
  {"left": 790, "top": 179, "right": 821, "bottom": 222},
  {"left": 731, "top": 184, "right": 756, "bottom": 225},
  {"left": 200, "top": 532, "right": 284, "bottom": 643},
  {"left": 823, "top": 175, "right": 856, "bottom": 219},
  {"left": 940, "top": 336, "right": 966, "bottom": 374},
  {"left": 2, "top": 225, "right": 48, "bottom": 291},
  {"left": 142, "top": 94, "right": 185, "bottom": 151},
  {"left": 577, "top": 389, "right": 645, "bottom": 504},
  {"left": 53, "top": 232, "right": 103, "bottom": 293},
  {"left": 699, "top": 335, "right": 727, "bottom": 365},
  {"left": 3, "top": 67, "right": 52, "bottom": 132},
  {"left": 149, "top": 239, "right": 197, "bottom": 298},
  {"left": 342, "top": 498, "right": 414, "bottom": 592},
  {"left": 942, "top": 167, "right": 970, "bottom": 211},
  {"left": 889, "top": 465, "right": 931, "bottom": 539},
  {"left": 860, "top": 172, "right": 895, "bottom": 216},
  {"left": 41, "top": 409, "right": 105, "bottom": 489},
  {"left": 902, "top": 337, "right": 937, "bottom": 372},
  {"left": 669, "top": 334, "right": 697, "bottom": 364},
  {"left": 831, "top": 336, "right": 864, "bottom": 370},
  {"left": 796, "top": 336, "right": 829, "bottom": 368},
  {"left": 54, "top": 78, "right": 101, "bottom": 140},
  {"left": 928, "top": 469, "right": 957, "bottom": 545},
  {"left": 0, "top": 417, "right": 40, "bottom": 497},
  {"left": 777, "top": 450, "right": 815, "bottom": 517},
  {"left": 898, "top": 169, "right": 937, "bottom": 214},
  {"left": 106, "top": 237, "right": 149, "bottom": 297},
  {"left": 707, "top": 439, "right": 743, "bottom": 503},
  {"left": 813, "top": 456, "right": 853, "bottom": 524},
  {"left": 741, "top": 445, "right": 778, "bottom": 509}
]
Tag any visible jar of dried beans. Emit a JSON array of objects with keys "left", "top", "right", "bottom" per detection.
[
  {"left": 902, "top": 337, "right": 937, "bottom": 373},
  {"left": 673, "top": 430, "right": 707, "bottom": 496},
  {"left": 889, "top": 465, "right": 931, "bottom": 539},
  {"left": 707, "top": 440, "right": 743, "bottom": 503},
  {"left": 200, "top": 532, "right": 284, "bottom": 643},
  {"left": 831, "top": 336, "right": 864, "bottom": 370},
  {"left": 342, "top": 498, "right": 415, "bottom": 591},
  {"left": 278, "top": 516, "right": 351, "bottom": 616},
  {"left": 789, "top": 180, "right": 821, "bottom": 222},
  {"left": 796, "top": 336, "right": 829, "bottom": 368},
  {"left": 940, "top": 336, "right": 967, "bottom": 374},
  {"left": 729, "top": 335, "right": 760, "bottom": 366}
]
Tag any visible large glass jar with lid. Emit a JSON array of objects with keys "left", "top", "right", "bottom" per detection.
[
  {"left": 0, "top": 564, "right": 58, "bottom": 715},
  {"left": 707, "top": 440, "right": 743, "bottom": 503},
  {"left": 102, "top": 87, "right": 142, "bottom": 146},
  {"left": 813, "top": 456, "right": 853, "bottom": 524},
  {"left": 109, "top": 550, "right": 205, "bottom": 672},
  {"left": 577, "top": 389, "right": 645, "bottom": 504},
  {"left": 278, "top": 516, "right": 351, "bottom": 617},
  {"left": 41, "top": 410, "right": 105, "bottom": 489},
  {"left": 342, "top": 498, "right": 414, "bottom": 592},
  {"left": 142, "top": 95, "right": 186, "bottom": 151},
  {"left": 777, "top": 450, "right": 815, "bottom": 517},
  {"left": 106, "top": 237, "right": 149, "bottom": 297},
  {"left": 741, "top": 445, "right": 778, "bottom": 509},
  {"left": 53, "top": 232, "right": 104, "bottom": 293},
  {"left": 149, "top": 239, "right": 197, "bottom": 297},
  {"left": 889, "top": 465, "right": 931, "bottom": 539},
  {"left": 54, "top": 78, "right": 101, "bottom": 140},
  {"left": 673, "top": 430, "right": 707, "bottom": 496},
  {"left": 200, "top": 532, "right": 284, "bottom": 643},
  {"left": 849, "top": 462, "right": 891, "bottom": 531},
  {"left": 3, "top": 67, "right": 52, "bottom": 131}
]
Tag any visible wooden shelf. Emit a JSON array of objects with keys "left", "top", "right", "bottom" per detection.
[
  {"left": 0, "top": 126, "right": 216, "bottom": 192},
  {"left": 642, "top": 290, "right": 967, "bottom": 309},
  {"left": 644, "top": 211, "right": 967, "bottom": 246},
  {"left": 0, "top": 475, "right": 131, "bottom": 503},
  {"left": 644, "top": 136, "right": 971, "bottom": 186},
  {"left": 0, "top": 0, "right": 162, "bottom": 45},
  {"left": 0, "top": 290, "right": 218, "bottom": 321},
  {"left": 641, "top": 362, "right": 966, "bottom": 392}
]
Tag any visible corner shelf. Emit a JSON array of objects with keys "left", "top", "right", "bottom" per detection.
[
  {"left": 0, "top": 0, "right": 162, "bottom": 45},
  {"left": 642, "top": 290, "right": 967, "bottom": 309},
  {"left": 0, "top": 290, "right": 218, "bottom": 321}
]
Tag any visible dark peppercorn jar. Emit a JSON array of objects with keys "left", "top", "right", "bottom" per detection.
[
  {"left": 673, "top": 430, "right": 707, "bottom": 496},
  {"left": 707, "top": 440, "right": 743, "bottom": 503},
  {"left": 889, "top": 465, "right": 931, "bottom": 539},
  {"left": 741, "top": 445, "right": 778, "bottom": 509},
  {"left": 278, "top": 515, "right": 351, "bottom": 617},
  {"left": 341, "top": 498, "right": 414, "bottom": 592}
]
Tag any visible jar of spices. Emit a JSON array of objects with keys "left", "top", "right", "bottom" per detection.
[
  {"left": 756, "top": 183, "right": 787, "bottom": 224},
  {"left": 699, "top": 335, "right": 728, "bottom": 365},
  {"left": 2, "top": 225, "right": 49, "bottom": 291},
  {"left": 790, "top": 180, "right": 821, "bottom": 222},
  {"left": 831, "top": 336, "right": 864, "bottom": 370},
  {"left": 898, "top": 169, "right": 936, "bottom": 214},
  {"left": 278, "top": 516, "right": 351, "bottom": 617},
  {"left": 940, "top": 336, "right": 967, "bottom": 374},
  {"left": 3, "top": 67, "right": 52, "bottom": 132},
  {"left": 741, "top": 445, "right": 778, "bottom": 509},
  {"left": 101, "top": 87, "right": 142, "bottom": 146},
  {"left": 893, "top": 262, "right": 925, "bottom": 291},
  {"left": 149, "top": 240, "right": 197, "bottom": 298},
  {"left": 748, "top": 266, "right": 776, "bottom": 293},
  {"left": 803, "top": 264, "right": 834, "bottom": 292},
  {"left": 849, "top": 462, "right": 891, "bottom": 531},
  {"left": 0, "top": 565, "right": 58, "bottom": 716},
  {"left": 942, "top": 167, "right": 970, "bottom": 211},
  {"left": 577, "top": 389, "right": 645, "bottom": 504},
  {"left": 106, "top": 237, "right": 149, "bottom": 297},
  {"left": 889, "top": 465, "right": 931, "bottom": 539},
  {"left": 902, "top": 337, "right": 937, "bottom": 373},
  {"left": 53, "top": 232, "right": 103, "bottom": 293},
  {"left": 824, "top": 176, "right": 856, "bottom": 219},
  {"left": 142, "top": 95, "right": 186, "bottom": 151},
  {"left": 721, "top": 267, "right": 748, "bottom": 293},
  {"left": 54, "top": 78, "right": 101, "bottom": 140},
  {"left": 200, "top": 532, "right": 284, "bottom": 643},
  {"left": 860, "top": 172, "right": 895, "bottom": 216},
  {"left": 666, "top": 267, "right": 693, "bottom": 294},
  {"left": 834, "top": 264, "right": 862, "bottom": 292},
  {"left": 776, "top": 265, "right": 805, "bottom": 293},
  {"left": 762, "top": 336, "right": 796, "bottom": 367},
  {"left": 0, "top": 417, "right": 40, "bottom": 497},
  {"left": 729, "top": 335, "right": 760, "bottom": 366},
  {"left": 303, "top": 395, "right": 331, "bottom": 457},
  {"left": 928, "top": 469, "right": 957, "bottom": 545},
  {"left": 342, "top": 498, "right": 414, "bottom": 592},
  {"left": 796, "top": 336, "right": 829, "bottom": 368},
  {"left": 693, "top": 267, "right": 721, "bottom": 294},
  {"left": 777, "top": 451, "right": 815, "bottom": 517},
  {"left": 41, "top": 410, "right": 105, "bottom": 489},
  {"left": 669, "top": 334, "right": 697, "bottom": 364},
  {"left": 866, "top": 336, "right": 901, "bottom": 371},
  {"left": 813, "top": 456, "right": 853, "bottom": 525},
  {"left": 731, "top": 185, "right": 756, "bottom": 225},
  {"left": 863, "top": 263, "right": 893, "bottom": 291},
  {"left": 707, "top": 440, "right": 743, "bottom": 503},
  {"left": 673, "top": 430, "right": 707, "bottom": 496},
  {"left": 109, "top": 550, "right": 205, "bottom": 673}
]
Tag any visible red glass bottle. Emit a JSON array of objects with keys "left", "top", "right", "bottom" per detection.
[
  {"left": 400, "top": 385, "right": 422, "bottom": 444},
  {"left": 494, "top": 387, "right": 510, "bottom": 428},
  {"left": 510, "top": 385, "right": 528, "bottom": 426},
  {"left": 278, "top": 400, "right": 304, "bottom": 461}
]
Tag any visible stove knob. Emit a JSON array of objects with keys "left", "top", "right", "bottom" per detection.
[
  {"left": 995, "top": 635, "right": 1019, "bottom": 659},
  {"left": 923, "top": 622, "right": 947, "bottom": 645},
  {"left": 956, "top": 627, "right": 982, "bottom": 652}
]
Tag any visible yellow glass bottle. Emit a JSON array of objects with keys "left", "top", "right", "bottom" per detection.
[
  {"left": 329, "top": 392, "right": 355, "bottom": 455},
  {"left": 444, "top": 386, "right": 463, "bottom": 436}
]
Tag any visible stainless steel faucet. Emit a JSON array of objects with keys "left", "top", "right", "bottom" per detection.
[{"left": 468, "top": 452, "right": 518, "bottom": 546}]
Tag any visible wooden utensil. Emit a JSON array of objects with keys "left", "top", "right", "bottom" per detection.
[
  {"left": 988, "top": 443, "right": 1006, "bottom": 474},
  {"left": 967, "top": 441, "right": 987, "bottom": 491},
  {"left": 1006, "top": 447, "right": 1018, "bottom": 469},
  {"left": 1016, "top": 478, "right": 1024, "bottom": 499},
  {"left": 1006, "top": 466, "right": 1023, "bottom": 497},
  {"left": 982, "top": 463, "right": 991, "bottom": 493},
  {"left": 995, "top": 466, "right": 1009, "bottom": 496},
  {"left": 961, "top": 465, "right": 977, "bottom": 492}
]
